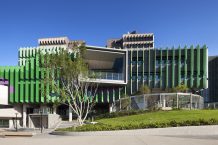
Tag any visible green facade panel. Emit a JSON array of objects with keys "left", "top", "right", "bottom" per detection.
[
  {"left": 172, "top": 48, "right": 175, "bottom": 87},
  {"left": 178, "top": 47, "right": 181, "bottom": 86},
  {"left": 190, "top": 46, "right": 194, "bottom": 88},
  {"left": 197, "top": 45, "right": 200, "bottom": 88},
  {"left": 0, "top": 45, "right": 208, "bottom": 104}
]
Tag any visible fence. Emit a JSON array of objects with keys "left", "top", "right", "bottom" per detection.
[
  {"left": 204, "top": 102, "right": 218, "bottom": 109},
  {"left": 113, "top": 93, "right": 204, "bottom": 112}
]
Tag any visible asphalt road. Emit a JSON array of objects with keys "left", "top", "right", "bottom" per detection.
[
  {"left": 1, "top": 134, "right": 218, "bottom": 145},
  {"left": 1, "top": 125, "right": 218, "bottom": 145}
]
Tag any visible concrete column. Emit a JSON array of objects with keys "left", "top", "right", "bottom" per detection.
[
  {"left": 109, "top": 103, "right": 113, "bottom": 113},
  {"left": 69, "top": 106, "right": 72, "bottom": 122},
  {"left": 22, "top": 104, "right": 27, "bottom": 128},
  {"left": 9, "top": 120, "right": 14, "bottom": 129},
  {"left": 176, "top": 93, "right": 179, "bottom": 109},
  {"left": 190, "top": 93, "right": 192, "bottom": 110},
  {"left": 53, "top": 106, "right": 57, "bottom": 114},
  {"left": 163, "top": 96, "right": 166, "bottom": 108}
]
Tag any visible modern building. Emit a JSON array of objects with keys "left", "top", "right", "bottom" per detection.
[
  {"left": 208, "top": 56, "right": 218, "bottom": 102},
  {"left": 0, "top": 37, "right": 128, "bottom": 128},
  {"left": 107, "top": 31, "right": 154, "bottom": 49},
  {"left": 0, "top": 32, "right": 208, "bottom": 129}
]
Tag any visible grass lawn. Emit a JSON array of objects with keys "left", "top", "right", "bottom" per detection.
[
  {"left": 58, "top": 110, "right": 218, "bottom": 132},
  {"left": 97, "top": 110, "right": 218, "bottom": 126}
]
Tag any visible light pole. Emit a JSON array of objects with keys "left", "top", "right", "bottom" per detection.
[
  {"left": 15, "top": 113, "right": 18, "bottom": 132},
  {"left": 39, "top": 110, "right": 43, "bottom": 133}
]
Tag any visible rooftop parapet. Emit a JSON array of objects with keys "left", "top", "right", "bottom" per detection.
[{"left": 38, "top": 37, "right": 69, "bottom": 46}]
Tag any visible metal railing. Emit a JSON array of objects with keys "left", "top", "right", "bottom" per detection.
[
  {"left": 89, "top": 71, "right": 124, "bottom": 81},
  {"left": 113, "top": 93, "right": 204, "bottom": 112}
]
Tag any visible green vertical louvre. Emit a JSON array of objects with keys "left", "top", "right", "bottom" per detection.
[
  {"left": 196, "top": 45, "right": 200, "bottom": 88},
  {"left": 142, "top": 49, "right": 145, "bottom": 86},
  {"left": 40, "top": 55, "right": 45, "bottom": 103},
  {"left": 35, "top": 80, "right": 39, "bottom": 103},
  {"left": 118, "top": 87, "right": 121, "bottom": 100},
  {"left": 35, "top": 55, "right": 39, "bottom": 79},
  {"left": 25, "top": 59, "right": 29, "bottom": 80},
  {"left": 160, "top": 49, "right": 162, "bottom": 88},
  {"left": 51, "top": 69, "right": 55, "bottom": 103},
  {"left": 0, "top": 67, "right": 3, "bottom": 78},
  {"left": 190, "top": 46, "right": 194, "bottom": 88},
  {"left": 178, "top": 46, "right": 181, "bottom": 85},
  {"left": 40, "top": 80, "right": 45, "bottom": 103},
  {"left": 14, "top": 68, "right": 19, "bottom": 103},
  {"left": 107, "top": 89, "right": 109, "bottom": 102},
  {"left": 130, "top": 50, "right": 133, "bottom": 94},
  {"left": 26, "top": 49, "right": 28, "bottom": 58},
  {"left": 29, "top": 48, "right": 32, "bottom": 57},
  {"left": 20, "top": 81, "right": 24, "bottom": 103},
  {"left": 4, "top": 67, "right": 9, "bottom": 79},
  {"left": 166, "top": 48, "right": 168, "bottom": 88},
  {"left": 172, "top": 48, "right": 175, "bottom": 88},
  {"left": 203, "top": 45, "right": 207, "bottom": 88},
  {"left": 25, "top": 81, "right": 29, "bottom": 103},
  {"left": 184, "top": 46, "right": 188, "bottom": 86},
  {"left": 113, "top": 88, "right": 115, "bottom": 102},
  {"left": 95, "top": 93, "right": 98, "bottom": 102},
  {"left": 46, "top": 68, "right": 50, "bottom": 103},
  {"left": 19, "top": 49, "right": 22, "bottom": 58},
  {"left": 30, "top": 57, "right": 34, "bottom": 79},
  {"left": 148, "top": 49, "right": 150, "bottom": 86},
  {"left": 9, "top": 68, "right": 14, "bottom": 103},
  {"left": 136, "top": 49, "right": 138, "bottom": 90},
  {"left": 20, "top": 66, "right": 24, "bottom": 79},
  {"left": 30, "top": 81, "right": 34, "bottom": 103},
  {"left": 55, "top": 69, "right": 60, "bottom": 102},
  {"left": 154, "top": 49, "right": 156, "bottom": 88},
  {"left": 101, "top": 89, "right": 103, "bottom": 103}
]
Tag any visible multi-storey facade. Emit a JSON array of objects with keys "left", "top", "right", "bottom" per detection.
[
  {"left": 0, "top": 32, "right": 208, "bottom": 129},
  {"left": 127, "top": 46, "right": 208, "bottom": 94},
  {"left": 0, "top": 37, "right": 127, "bottom": 128},
  {"left": 208, "top": 56, "right": 218, "bottom": 102}
]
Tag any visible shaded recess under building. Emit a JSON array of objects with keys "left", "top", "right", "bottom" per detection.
[{"left": 208, "top": 56, "right": 218, "bottom": 102}]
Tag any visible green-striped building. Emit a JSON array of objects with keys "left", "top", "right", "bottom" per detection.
[
  {"left": 0, "top": 34, "right": 208, "bottom": 128},
  {"left": 127, "top": 46, "right": 208, "bottom": 94}
]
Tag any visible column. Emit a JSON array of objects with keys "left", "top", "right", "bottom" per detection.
[
  {"left": 176, "top": 93, "right": 179, "bottom": 109},
  {"left": 53, "top": 105, "right": 57, "bottom": 114},
  {"left": 22, "top": 104, "right": 27, "bottom": 128},
  {"left": 190, "top": 94, "right": 192, "bottom": 110},
  {"left": 163, "top": 96, "right": 166, "bottom": 108},
  {"left": 69, "top": 106, "right": 72, "bottom": 122},
  {"left": 109, "top": 103, "right": 113, "bottom": 113}
]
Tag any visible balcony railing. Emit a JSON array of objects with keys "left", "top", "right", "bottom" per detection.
[{"left": 89, "top": 71, "right": 124, "bottom": 81}]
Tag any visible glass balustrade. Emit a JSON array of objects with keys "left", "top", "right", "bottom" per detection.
[{"left": 89, "top": 71, "right": 124, "bottom": 81}]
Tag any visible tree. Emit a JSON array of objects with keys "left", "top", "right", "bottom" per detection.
[
  {"left": 40, "top": 42, "right": 98, "bottom": 126},
  {"left": 137, "top": 85, "right": 151, "bottom": 95},
  {"left": 174, "top": 84, "right": 189, "bottom": 93}
]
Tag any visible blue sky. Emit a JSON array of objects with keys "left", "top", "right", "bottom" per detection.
[{"left": 0, "top": 0, "right": 218, "bottom": 65}]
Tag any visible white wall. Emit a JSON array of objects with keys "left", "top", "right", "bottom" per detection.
[{"left": 0, "top": 85, "right": 8, "bottom": 105}]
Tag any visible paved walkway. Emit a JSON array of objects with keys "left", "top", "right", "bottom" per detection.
[{"left": 0, "top": 126, "right": 218, "bottom": 145}]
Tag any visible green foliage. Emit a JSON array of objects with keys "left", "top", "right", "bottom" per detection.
[
  {"left": 136, "top": 85, "right": 151, "bottom": 95},
  {"left": 56, "top": 110, "right": 218, "bottom": 131},
  {"left": 95, "top": 110, "right": 150, "bottom": 120},
  {"left": 173, "top": 84, "right": 189, "bottom": 93},
  {"left": 39, "top": 42, "right": 90, "bottom": 103},
  {"left": 57, "top": 118, "right": 218, "bottom": 132},
  {"left": 39, "top": 42, "right": 98, "bottom": 125}
]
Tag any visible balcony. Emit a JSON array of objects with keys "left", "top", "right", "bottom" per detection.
[{"left": 88, "top": 71, "right": 126, "bottom": 84}]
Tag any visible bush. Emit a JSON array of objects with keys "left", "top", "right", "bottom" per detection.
[
  {"left": 57, "top": 117, "right": 218, "bottom": 132},
  {"left": 95, "top": 110, "right": 158, "bottom": 120}
]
